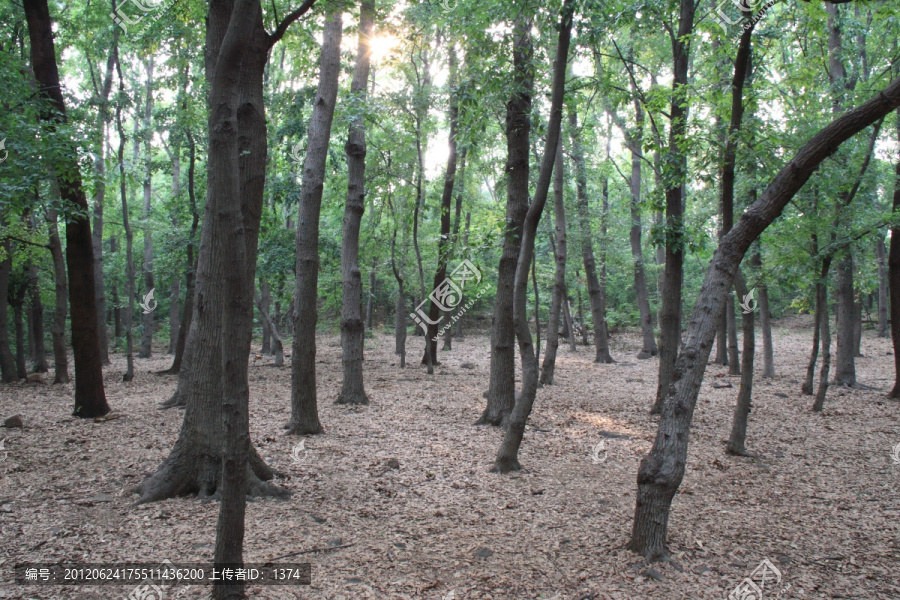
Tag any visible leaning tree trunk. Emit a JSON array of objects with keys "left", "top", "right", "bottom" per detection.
[
  {"left": 492, "top": 0, "right": 573, "bottom": 473},
  {"left": 540, "top": 138, "right": 567, "bottom": 385},
  {"left": 46, "top": 204, "right": 69, "bottom": 383},
  {"left": 25, "top": 0, "right": 109, "bottom": 417},
  {"left": 650, "top": 0, "right": 694, "bottom": 415},
  {"left": 337, "top": 0, "right": 374, "bottom": 406},
  {"left": 628, "top": 72, "right": 900, "bottom": 561},
  {"left": 727, "top": 269, "right": 755, "bottom": 456},
  {"left": 139, "top": 57, "right": 155, "bottom": 359},
  {"left": 479, "top": 14, "right": 532, "bottom": 427},
  {"left": 570, "top": 107, "right": 614, "bottom": 364},
  {"left": 288, "top": 12, "right": 343, "bottom": 435}
]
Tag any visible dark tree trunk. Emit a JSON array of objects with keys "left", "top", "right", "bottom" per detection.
[
  {"left": 337, "top": 0, "right": 374, "bottom": 406},
  {"left": 444, "top": 149, "right": 467, "bottom": 351},
  {"left": 115, "top": 74, "right": 136, "bottom": 383},
  {"left": 139, "top": 57, "right": 155, "bottom": 359},
  {"left": 877, "top": 236, "right": 889, "bottom": 338},
  {"left": 25, "top": 0, "right": 109, "bottom": 417},
  {"left": 758, "top": 280, "right": 775, "bottom": 378},
  {"left": 454, "top": 211, "right": 471, "bottom": 340},
  {"left": 391, "top": 227, "right": 407, "bottom": 369},
  {"left": 254, "top": 291, "right": 283, "bottom": 366},
  {"left": 288, "top": 12, "right": 343, "bottom": 435},
  {"left": 492, "top": 0, "right": 573, "bottom": 473},
  {"left": 576, "top": 274, "right": 588, "bottom": 346},
  {"left": 12, "top": 275, "right": 28, "bottom": 379},
  {"left": 727, "top": 270, "right": 755, "bottom": 456},
  {"left": 540, "top": 138, "right": 568, "bottom": 385},
  {"left": 628, "top": 73, "right": 900, "bottom": 561},
  {"left": 169, "top": 277, "right": 181, "bottom": 354},
  {"left": 28, "top": 260, "right": 48, "bottom": 373},
  {"left": 532, "top": 257, "right": 540, "bottom": 368},
  {"left": 813, "top": 257, "right": 834, "bottom": 412},
  {"left": 479, "top": 14, "right": 532, "bottom": 427},
  {"left": 365, "top": 257, "right": 375, "bottom": 331},
  {"left": 0, "top": 217, "right": 18, "bottom": 382},
  {"left": 835, "top": 252, "right": 857, "bottom": 386},
  {"left": 260, "top": 281, "right": 271, "bottom": 354},
  {"left": 570, "top": 108, "right": 614, "bottom": 364},
  {"left": 46, "top": 205, "right": 69, "bottom": 384},
  {"left": 650, "top": 0, "right": 695, "bottom": 415},
  {"left": 888, "top": 109, "right": 900, "bottom": 398},
  {"left": 625, "top": 96, "right": 657, "bottom": 359}
]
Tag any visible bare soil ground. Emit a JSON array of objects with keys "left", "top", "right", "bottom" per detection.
[{"left": 1, "top": 321, "right": 899, "bottom": 600}]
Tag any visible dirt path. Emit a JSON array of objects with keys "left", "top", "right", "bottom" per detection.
[{"left": 1, "top": 322, "right": 898, "bottom": 599}]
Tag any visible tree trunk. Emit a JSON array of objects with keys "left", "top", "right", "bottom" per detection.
[
  {"left": 365, "top": 257, "right": 376, "bottom": 331},
  {"left": 139, "top": 57, "right": 155, "bottom": 359},
  {"left": 650, "top": 0, "right": 695, "bottom": 416},
  {"left": 111, "top": 237, "right": 122, "bottom": 339},
  {"left": 288, "top": 12, "right": 343, "bottom": 435},
  {"left": 337, "top": 0, "right": 374, "bottom": 406},
  {"left": 0, "top": 215, "right": 18, "bottom": 382},
  {"left": 25, "top": 0, "right": 109, "bottom": 417},
  {"left": 12, "top": 279, "right": 27, "bottom": 380},
  {"left": 169, "top": 277, "right": 181, "bottom": 354},
  {"left": 570, "top": 107, "right": 614, "bottom": 364},
  {"left": 532, "top": 257, "right": 540, "bottom": 369},
  {"left": 758, "top": 279, "right": 775, "bottom": 378},
  {"left": 889, "top": 108, "right": 900, "bottom": 398},
  {"left": 877, "top": 236, "right": 889, "bottom": 337},
  {"left": 260, "top": 281, "right": 271, "bottom": 353},
  {"left": 116, "top": 74, "right": 136, "bottom": 383},
  {"left": 479, "top": 14, "right": 532, "bottom": 427},
  {"left": 28, "top": 260, "right": 48, "bottom": 373},
  {"left": 813, "top": 257, "right": 834, "bottom": 412},
  {"left": 563, "top": 289, "right": 577, "bottom": 351},
  {"left": 391, "top": 228, "right": 407, "bottom": 368},
  {"left": 254, "top": 291, "right": 283, "bottom": 366},
  {"left": 492, "top": 0, "right": 573, "bottom": 473},
  {"left": 835, "top": 252, "right": 857, "bottom": 386},
  {"left": 444, "top": 150, "right": 468, "bottom": 351},
  {"left": 540, "top": 138, "right": 567, "bottom": 385},
  {"left": 46, "top": 204, "right": 69, "bottom": 384},
  {"left": 628, "top": 71, "right": 900, "bottom": 561},
  {"left": 626, "top": 96, "right": 657, "bottom": 359},
  {"left": 727, "top": 269, "right": 755, "bottom": 456}
]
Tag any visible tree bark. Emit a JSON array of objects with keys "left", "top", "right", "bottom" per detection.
[
  {"left": 813, "top": 256, "right": 834, "bottom": 412},
  {"left": 288, "top": 11, "right": 343, "bottom": 434},
  {"left": 139, "top": 57, "right": 155, "bottom": 359},
  {"left": 115, "top": 68, "right": 136, "bottom": 383},
  {"left": 628, "top": 73, "right": 900, "bottom": 561},
  {"left": 12, "top": 277, "right": 27, "bottom": 380},
  {"left": 492, "top": 0, "right": 573, "bottom": 472},
  {"left": 479, "top": 14, "right": 532, "bottom": 427},
  {"left": 0, "top": 213, "right": 18, "bottom": 382},
  {"left": 254, "top": 291, "right": 283, "bottom": 366},
  {"left": 365, "top": 257, "right": 376, "bottom": 331},
  {"left": 28, "top": 257, "right": 48, "bottom": 373},
  {"left": 888, "top": 108, "right": 900, "bottom": 398},
  {"left": 46, "top": 203, "right": 69, "bottom": 384},
  {"left": 444, "top": 149, "right": 468, "bottom": 350},
  {"left": 391, "top": 227, "right": 407, "bottom": 368},
  {"left": 169, "top": 277, "right": 181, "bottom": 354},
  {"left": 25, "top": 0, "right": 109, "bottom": 417},
  {"left": 570, "top": 108, "right": 614, "bottom": 364},
  {"left": 540, "top": 138, "right": 567, "bottom": 385},
  {"left": 337, "top": 0, "right": 374, "bottom": 406},
  {"left": 651, "top": 0, "right": 695, "bottom": 415},
  {"left": 727, "top": 269, "right": 755, "bottom": 456},
  {"left": 260, "top": 280, "right": 271, "bottom": 354},
  {"left": 877, "top": 236, "right": 889, "bottom": 338}
]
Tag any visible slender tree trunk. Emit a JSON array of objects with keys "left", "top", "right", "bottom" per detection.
[
  {"left": 28, "top": 259, "right": 48, "bottom": 373},
  {"left": 813, "top": 257, "right": 834, "bottom": 412},
  {"left": 254, "top": 291, "right": 283, "bottom": 366},
  {"left": 479, "top": 15, "right": 532, "bottom": 427},
  {"left": 540, "top": 139, "right": 567, "bottom": 385},
  {"left": 365, "top": 257, "right": 376, "bottom": 331},
  {"left": 25, "top": 0, "right": 109, "bottom": 417},
  {"left": 757, "top": 279, "right": 775, "bottom": 378},
  {"left": 454, "top": 211, "right": 471, "bottom": 340},
  {"left": 570, "top": 108, "right": 614, "bottom": 364},
  {"left": 111, "top": 237, "right": 122, "bottom": 340},
  {"left": 116, "top": 77, "right": 136, "bottom": 383},
  {"left": 47, "top": 204, "right": 69, "bottom": 384},
  {"left": 288, "top": 12, "right": 343, "bottom": 434},
  {"left": 628, "top": 71, "right": 900, "bottom": 561},
  {"left": 337, "top": 0, "right": 374, "bottom": 406},
  {"left": 576, "top": 275, "right": 588, "bottom": 346},
  {"left": 169, "top": 277, "right": 181, "bottom": 354},
  {"left": 650, "top": 0, "right": 695, "bottom": 415},
  {"left": 888, "top": 108, "right": 900, "bottom": 398},
  {"left": 727, "top": 269, "right": 755, "bottom": 456},
  {"left": 260, "top": 281, "right": 271, "bottom": 354},
  {"left": 0, "top": 215, "right": 19, "bottom": 382},
  {"left": 563, "top": 289, "right": 577, "bottom": 351},
  {"left": 492, "top": 0, "right": 573, "bottom": 472},
  {"left": 12, "top": 280, "right": 27, "bottom": 380},
  {"left": 391, "top": 228, "right": 407, "bottom": 368},
  {"left": 139, "top": 57, "right": 155, "bottom": 359},
  {"left": 877, "top": 236, "right": 889, "bottom": 337},
  {"left": 532, "top": 257, "right": 541, "bottom": 369}
]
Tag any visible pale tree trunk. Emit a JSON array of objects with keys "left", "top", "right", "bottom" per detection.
[
  {"left": 540, "top": 138, "right": 567, "bottom": 385},
  {"left": 166, "top": 141, "right": 182, "bottom": 355},
  {"left": 650, "top": 0, "right": 694, "bottom": 414},
  {"left": 46, "top": 203, "right": 69, "bottom": 383},
  {"left": 480, "top": 14, "right": 532, "bottom": 427},
  {"left": 493, "top": 0, "right": 573, "bottom": 472},
  {"left": 25, "top": 0, "right": 109, "bottom": 417},
  {"left": 260, "top": 281, "right": 271, "bottom": 354},
  {"left": 288, "top": 12, "right": 343, "bottom": 434},
  {"left": 139, "top": 57, "right": 155, "bottom": 359},
  {"left": 628, "top": 71, "right": 900, "bottom": 561},
  {"left": 111, "top": 237, "right": 122, "bottom": 339},
  {"left": 365, "top": 257, "right": 376, "bottom": 331},
  {"left": 570, "top": 107, "right": 614, "bottom": 364},
  {"left": 563, "top": 290, "right": 577, "bottom": 351},
  {"left": 337, "top": 0, "right": 374, "bottom": 406}
]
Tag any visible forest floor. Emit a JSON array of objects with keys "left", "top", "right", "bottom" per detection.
[{"left": 1, "top": 317, "right": 899, "bottom": 600}]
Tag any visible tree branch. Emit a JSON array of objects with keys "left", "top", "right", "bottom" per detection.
[{"left": 266, "top": 0, "right": 317, "bottom": 50}]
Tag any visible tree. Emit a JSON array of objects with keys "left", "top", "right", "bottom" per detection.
[
  {"left": 540, "top": 138, "right": 568, "bottom": 385},
  {"left": 337, "top": 0, "right": 375, "bottom": 406},
  {"left": 139, "top": 57, "right": 156, "bottom": 359},
  {"left": 24, "top": 0, "right": 109, "bottom": 418},
  {"left": 628, "top": 75, "right": 900, "bottom": 561}
]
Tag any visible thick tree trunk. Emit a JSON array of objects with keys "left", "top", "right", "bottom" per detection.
[
  {"left": 25, "top": 0, "right": 109, "bottom": 417},
  {"left": 46, "top": 205, "right": 69, "bottom": 383},
  {"left": 337, "top": 0, "right": 374, "bottom": 406},
  {"left": 288, "top": 12, "right": 343, "bottom": 434},
  {"left": 727, "top": 270, "right": 755, "bottom": 456},
  {"left": 540, "top": 139, "right": 567, "bottom": 385},
  {"left": 139, "top": 58, "right": 155, "bottom": 359},
  {"left": 628, "top": 72, "right": 900, "bottom": 561},
  {"left": 492, "top": 0, "right": 573, "bottom": 472},
  {"left": 651, "top": 0, "right": 695, "bottom": 415},
  {"left": 834, "top": 252, "right": 857, "bottom": 386},
  {"left": 570, "top": 108, "right": 614, "bottom": 364},
  {"left": 479, "top": 15, "right": 532, "bottom": 427}
]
